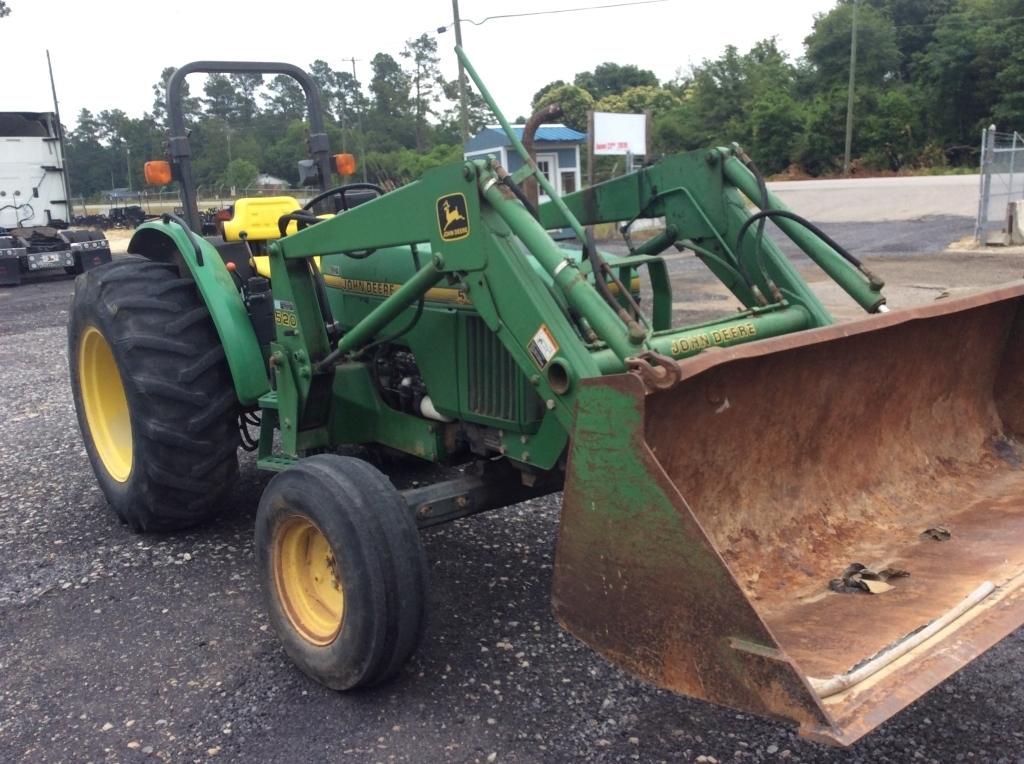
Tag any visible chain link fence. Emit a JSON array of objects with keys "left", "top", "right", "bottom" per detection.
[
  {"left": 975, "top": 126, "right": 1024, "bottom": 243},
  {"left": 72, "top": 187, "right": 316, "bottom": 220}
]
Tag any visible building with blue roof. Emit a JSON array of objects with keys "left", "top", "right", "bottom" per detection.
[{"left": 464, "top": 124, "right": 585, "bottom": 200}]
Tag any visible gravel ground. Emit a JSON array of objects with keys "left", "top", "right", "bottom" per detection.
[{"left": 2, "top": 218, "right": 1024, "bottom": 763}]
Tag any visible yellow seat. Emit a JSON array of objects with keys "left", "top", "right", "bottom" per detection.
[
  {"left": 251, "top": 254, "right": 324, "bottom": 279},
  {"left": 222, "top": 196, "right": 301, "bottom": 242},
  {"left": 221, "top": 196, "right": 328, "bottom": 278}
]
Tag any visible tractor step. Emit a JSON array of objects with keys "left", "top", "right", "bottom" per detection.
[{"left": 257, "top": 454, "right": 297, "bottom": 472}]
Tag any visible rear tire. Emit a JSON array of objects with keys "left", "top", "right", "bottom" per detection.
[
  {"left": 255, "top": 454, "right": 428, "bottom": 689},
  {"left": 68, "top": 255, "right": 240, "bottom": 531}
]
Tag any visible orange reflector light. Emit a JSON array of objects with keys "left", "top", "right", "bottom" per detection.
[
  {"left": 333, "top": 153, "right": 357, "bottom": 176},
  {"left": 144, "top": 160, "right": 172, "bottom": 186}
]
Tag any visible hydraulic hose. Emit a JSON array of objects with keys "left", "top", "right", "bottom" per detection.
[
  {"left": 733, "top": 148, "right": 779, "bottom": 300},
  {"left": 735, "top": 208, "right": 883, "bottom": 289},
  {"left": 584, "top": 227, "right": 647, "bottom": 337},
  {"left": 308, "top": 257, "right": 340, "bottom": 343}
]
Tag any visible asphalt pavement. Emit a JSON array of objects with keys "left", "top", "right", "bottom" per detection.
[{"left": 3, "top": 217, "right": 1024, "bottom": 763}]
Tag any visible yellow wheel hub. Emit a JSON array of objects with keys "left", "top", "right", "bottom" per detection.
[
  {"left": 274, "top": 517, "right": 345, "bottom": 645},
  {"left": 78, "top": 326, "right": 133, "bottom": 482}
]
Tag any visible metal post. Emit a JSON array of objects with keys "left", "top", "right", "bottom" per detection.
[
  {"left": 1010, "top": 132, "right": 1020, "bottom": 201},
  {"left": 643, "top": 109, "right": 652, "bottom": 162},
  {"left": 587, "top": 110, "right": 595, "bottom": 188},
  {"left": 46, "top": 50, "right": 74, "bottom": 219},
  {"left": 976, "top": 125, "right": 996, "bottom": 243},
  {"left": 843, "top": 0, "right": 859, "bottom": 176},
  {"left": 350, "top": 57, "right": 368, "bottom": 182},
  {"left": 452, "top": 0, "right": 469, "bottom": 144}
]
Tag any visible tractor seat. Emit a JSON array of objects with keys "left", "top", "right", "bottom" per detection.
[
  {"left": 222, "top": 196, "right": 301, "bottom": 242},
  {"left": 222, "top": 195, "right": 326, "bottom": 278}
]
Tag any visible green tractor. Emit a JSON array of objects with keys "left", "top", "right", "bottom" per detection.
[{"left": 68, "top": 53, "right": 1024, "bottom": 745}]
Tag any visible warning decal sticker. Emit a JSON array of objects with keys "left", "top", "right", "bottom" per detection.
[{"left": 527, "top": 324, "right": 559, "bottom": 368}]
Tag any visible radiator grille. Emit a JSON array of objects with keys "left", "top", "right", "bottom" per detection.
[{"left": 467, "top": 317, "right": 519, "bottom": 421}]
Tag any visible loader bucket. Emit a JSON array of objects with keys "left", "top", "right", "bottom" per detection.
[{"left": 552, "top": 283, "right": 1024, "bottom": 746}]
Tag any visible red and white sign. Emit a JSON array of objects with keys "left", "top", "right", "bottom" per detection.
[{"left": 593, "top": 112, "right": 647, "bottom": 156}]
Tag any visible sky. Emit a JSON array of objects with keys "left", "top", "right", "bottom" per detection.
[{"left": 4, "top": 0, "right": 837, "bottom": 130}]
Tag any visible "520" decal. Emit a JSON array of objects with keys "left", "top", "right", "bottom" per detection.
[{"left": 274, "top": 310, "right": 297, "bottom": 328}]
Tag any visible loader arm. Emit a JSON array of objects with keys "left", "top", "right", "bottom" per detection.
[{"left": 266, "top": 153, "right": 824, "bottom": 459}]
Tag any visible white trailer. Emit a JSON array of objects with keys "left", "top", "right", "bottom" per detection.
[{"left": 0, "top": 112, "right": 109, "bottom": 285}]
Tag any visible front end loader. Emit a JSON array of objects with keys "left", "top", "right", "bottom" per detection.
[{"left": 67, "top": 51, "right": 1024, "bottom": 746}]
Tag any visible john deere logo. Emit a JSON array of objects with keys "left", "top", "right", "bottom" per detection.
[{"left": 437, "top": 193, "right": 470, "bottom": 241}]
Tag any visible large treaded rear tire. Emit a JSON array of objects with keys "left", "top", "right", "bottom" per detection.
[{"left": 68, "top": 255, "right": 240, "bottom": 531}]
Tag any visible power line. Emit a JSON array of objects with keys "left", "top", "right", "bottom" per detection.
[{"left": 437, "top": 0, "right": 670, "bottom": 31}]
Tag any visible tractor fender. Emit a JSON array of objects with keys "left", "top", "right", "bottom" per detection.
[{"left": 128, "top": 221, "right": 270, "bottom": 406}]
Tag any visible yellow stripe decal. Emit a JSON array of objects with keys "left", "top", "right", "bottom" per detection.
[
  {"left": 322, "top": 274, "right": 641, "bottom": 305},
  {"left": 323, "top": 274, "right": 471, "bottom": 305}
]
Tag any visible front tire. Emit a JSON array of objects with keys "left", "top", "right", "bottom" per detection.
[
  {"left": 255, "top": 454, "right": 428, "bottom": 689},
  {"left": 68, "top": 256, "right": 240, "bottom": 531}
]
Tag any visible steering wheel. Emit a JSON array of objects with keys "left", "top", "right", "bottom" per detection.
[{"left": 303, "top": 182, "right": 386, "bottom": 214}]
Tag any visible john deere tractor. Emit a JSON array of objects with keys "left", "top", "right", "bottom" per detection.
[{"left": 68, "top": 53, "right": 1024, "bottom": 745}]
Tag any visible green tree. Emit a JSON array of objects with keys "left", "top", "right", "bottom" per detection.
[
  {"left": 654, "top": 39, "right": 799, "bottom": 156},
  {"left": 805, "top": 2, "right": 900, "bottom": 87},
  {"left": 746, "top": 90, "right": 807, "bottom": 173},
  {"left": 532, "top": 84, "right": 594, "bottom": 132},
  {"left": 66, "top": 109, "right": 113, "bottom": 195},
  {"left": 917, "top": 2, "right": 1004, "bottom": 145},
  {"left": 0, "top": 2, "right": 10, "bottom": 17},
  {"left": 858, "top": 86, "right": 923, "bottom": 170},
  {"left": 309, "top": 60, "right": 341, "bottom": 119},
  {"left": 401, "top": 34, "right": 443, "bottom": 150},
  {"left": 202, "top": 73, "right": 262, "bottom": 125},
  {"left": 574, "top": 63, "right": 658, "bottom": 100},
  {"left": 367, "top": 53, "right": 415, "bottom": 151},
  {"left": 594, "top": 85, "right": 681, "bottom": 114},
  {"left": 335, "top": 71, "right": 368, "bottom": 128},
  {"left": 151, "top": 66, "right": 201, "bottom": 125},
  {"left": 863, "top": 0, "right": 956, "bottom": 80},
  {"left": 531, "top": 80, "right": 566, "bottom": 108},
  {"left": 230, "top": 73, "right": 263, "bottom": 123},
  {"left": 266, "top": 75, "right": 306, "bottom": 119},
  {"left": 203, "top": 74, "right": 237, "bottom": 122},
  {"left": 794, "top": 87, "right": 849, "bottom": 174},
  {"left": 369, "top": 53, "right": 411, "bottom": 117},
  {"left": 222, "top": 158, "right": 259, "bottom": 193},
  {"left": 438, "top": 78, "right": 491, "bottom": 141}
]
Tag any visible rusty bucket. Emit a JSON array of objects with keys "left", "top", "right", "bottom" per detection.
[{"left": 552, "top": 283, "right": 1024, "bottom": 745}]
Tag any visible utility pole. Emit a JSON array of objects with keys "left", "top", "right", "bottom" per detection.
[
  {"left": 46, "top": 50, "right": 75, "bottom": 219},
  {"left": 126, "top": 146, "right": 132, "bottom": 192},
  {"left": 843, "top": 0, "right": 859, "bottom": 176},
  {"left": 452, "top": 0, "right": 469, "bottom": 144},
  {"left": 350, "top": 57, "right": 368, "bottom": 181}
]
